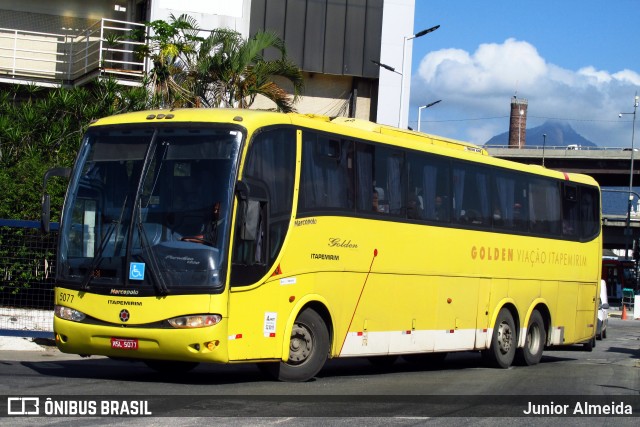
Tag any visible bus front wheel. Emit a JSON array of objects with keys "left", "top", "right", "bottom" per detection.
[
  {"left": 515, "top": 310, "right": 546, "bottom": 366},
  {"left": 260, "top": 308, "right": 329, "bottom": 382},
  {"left": 483, "top": 308, "right": 516, "bottom": 369}
]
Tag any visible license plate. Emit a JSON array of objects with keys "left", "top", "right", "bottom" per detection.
[{"left": 110, "top": 337, "right": 138, "bottom": 350}]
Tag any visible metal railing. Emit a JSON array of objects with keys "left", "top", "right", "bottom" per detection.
[
  {"left": 0, "top": 220, "right": 58, "bottom": 338},
  {"left": 0, "top": 18, "right": 146, "bottom": 86},
  {"left": 484, "top": 145, "right": 631, "bottom": 151}
]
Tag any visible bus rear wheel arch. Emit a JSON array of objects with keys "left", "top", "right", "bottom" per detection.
[{"left": 258, "top": 308, "right": 330, "bottom": 382}]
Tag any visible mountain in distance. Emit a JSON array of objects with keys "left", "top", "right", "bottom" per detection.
[{"left": 484, "top": 120, "right": 597, "bottom": 148}]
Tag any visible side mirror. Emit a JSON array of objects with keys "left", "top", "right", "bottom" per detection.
[
  {"left": 41, "top": 167, "right": 71, "bottom": 233},
  {"left": 235, "top": 180, "right": 249, "bottom": 201}
]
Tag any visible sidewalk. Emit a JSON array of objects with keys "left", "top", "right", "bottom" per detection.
[
  {"left": 609, "top": 305, "right": 640, "bottom": 319},
  {"left": 0, "top": 336, "right": 49, "bottom": 351}
]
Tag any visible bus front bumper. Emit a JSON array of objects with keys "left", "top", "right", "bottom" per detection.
[{"left": 53, "top": 317, "right": 230, "bottom": 363}]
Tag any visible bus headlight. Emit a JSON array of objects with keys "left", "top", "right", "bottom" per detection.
[
  {"left": 54, "top": 305, "right": 86, "bottom": 322},
  {"left": 167, "top": 314, "right": 222, "bottom": 329}
]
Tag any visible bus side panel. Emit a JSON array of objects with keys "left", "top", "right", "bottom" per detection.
[
  {"left": 575, "top": 281, "right": 597, "bottom": 342},
  {"left": 434, "top": 276, "right": 479, "bottom": 351},
  {"left": 555, "top": 282, "right": 578, "bottom": 344},
  {"left": 227, "top": 282, "right": 285, "bottom": 361},
  {"left": 474, "top": 278, "right": 492, "bottom": 350}
]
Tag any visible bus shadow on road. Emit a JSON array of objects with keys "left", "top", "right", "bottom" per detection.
[
  {"left": 20, "top": 348, "right": 580, "bottom": 385},
  {"left": 21, "top": 357, "right": 274, "bottom": 385}
]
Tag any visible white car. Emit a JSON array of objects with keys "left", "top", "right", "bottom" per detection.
[{"left": 597, "top": 280, "right": 610, "bottom": 339}]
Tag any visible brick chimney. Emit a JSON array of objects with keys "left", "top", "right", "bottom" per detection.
[{"left": 508, "top": 97, "right": 528, "bottom": 148}]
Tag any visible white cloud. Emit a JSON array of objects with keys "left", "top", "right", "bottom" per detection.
[
  {"left": 612, "top": 69, "right": 640, "bottom": 86},
  {"left": 418, "top": 38, "right": 546, "bottom": 95},
  {"left": 412, "top": 38, "right": 639, "bottom": 147}
]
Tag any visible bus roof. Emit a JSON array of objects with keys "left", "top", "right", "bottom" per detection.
[{"left": 89, "top": 108, "right": 599, "bottom": 188}]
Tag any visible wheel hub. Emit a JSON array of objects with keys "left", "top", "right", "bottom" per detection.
[
  {"left": 289, "top": 323, "right": 313, "bottom": 365},
  {"left": 497, "top": 321, "right": 513, "bottom": 354}
]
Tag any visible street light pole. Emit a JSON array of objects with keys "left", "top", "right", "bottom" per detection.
[
  {"left": 417, "top": 99, "right": 442, "bottom": 132},
  {"left": 542, "top": 133, "right": 547, "bottom": 167},
  {"left": 619, "top": 92, "right": 639, "bottom": 259},
  {"left": 399, "top": 25, "right": 439, "bottom": 129}
]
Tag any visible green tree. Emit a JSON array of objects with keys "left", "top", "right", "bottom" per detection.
[
  {"left": 0, "top": 77, "right": 152, "bottom": 221},
  {"left": 136, "top": 15, "right": 304, "bottom": 111},
  {"left": 134, "top": 13, "right": 203, "bottom": 108},
  {"left": 188, "top": 28, "right": 304, "bottom": 112}
]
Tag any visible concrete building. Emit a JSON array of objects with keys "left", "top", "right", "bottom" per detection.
[{"left": 0, "top": 0, "right": 416, "bottom": 127}]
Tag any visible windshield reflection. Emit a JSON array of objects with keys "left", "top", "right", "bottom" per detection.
[{"left": 58, "top": 125, "right": 242, "bottom": 295}]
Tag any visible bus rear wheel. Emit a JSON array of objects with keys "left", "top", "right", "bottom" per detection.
[
  {"left": 260, "top": 308, "right": 329, "bottom": 382},
  {"left": 483, "top": 308, "right": 516, "bottom": 369},
  {"left": 515, "top": 310, "right": 546, "bottom": 366}
]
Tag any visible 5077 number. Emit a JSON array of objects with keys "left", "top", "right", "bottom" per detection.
[{"left": 59, "top": 292, "right": 74, "bottom": 303}]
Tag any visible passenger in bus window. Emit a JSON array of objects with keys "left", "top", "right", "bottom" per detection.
[
  {"left": 407, "top": 194, "right": 421, "bottom": 219},
  {"left": 493, "top": 208, "right": 503, "bottom": 226},
  {"left": 434, "top": 196, "right": 446, "bottom": 221},
  {"left": 373, "top": 187, "right": 389, "bottom": 213},
  {"left": 373, "top": 189, "right": 379, "bottom": 212}
]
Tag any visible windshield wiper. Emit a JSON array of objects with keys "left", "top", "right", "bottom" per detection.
[{"left": 135, "top": 207, "right": 169, "bottom": 295}]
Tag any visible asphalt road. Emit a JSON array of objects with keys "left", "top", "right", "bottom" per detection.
[{"left": 0, "top": 318, "right": 638, "bottom": 426}]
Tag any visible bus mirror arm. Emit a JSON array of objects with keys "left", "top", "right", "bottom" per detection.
[
  {"left": 235, "top": 180, "right": 250, "bottom": 202},
  {"left": 41, "top": 167, "right": 71, "bottom": 233},
  {"left": 41, "top": 194, "right": 51, "bottom": 233},
  {"left": 235, "top": 180, "right": 253, "bottom": 240}
]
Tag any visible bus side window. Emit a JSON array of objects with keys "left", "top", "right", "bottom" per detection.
[
  {"left": 453, "top": 164, "right": 490, "bottom": 226},
  {"left": 298, "top": 133, "right": 353, "bottom": 212},
  {"left": 529, "top": 179, "right": 561, "bottom": 236},
  {"left": 579, "top": 186, "right": 599, "bottom": 240},
  {"left": 356, "top": 143, "right": 405, "bottom": 216},
  {"left": 562, "top": 183, "right": 578, "bottom": 236},
  {"left": 408, "top": 153, "right": 449, "bottom": 222}
]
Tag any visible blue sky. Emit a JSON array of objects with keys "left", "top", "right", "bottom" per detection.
[{"left": 408, "top": 0, "right": 640, "bottom": 147}]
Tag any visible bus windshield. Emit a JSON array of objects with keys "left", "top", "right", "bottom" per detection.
[{"left": 58, "top": 125, "right": 243, "bottom": 295}]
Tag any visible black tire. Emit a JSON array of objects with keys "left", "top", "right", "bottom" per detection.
[
  {"left": 402, "top": 352, "right": 447, "bottom": 366},
  {"left": 514, "top": 311, "right": 546, "bottom": 366},
  {"left": 262, "top": 308, "right": 330, "bottom": 382},
  {"left": 367, "top": 355, "right": 398, "bottom": 369},
  {"left": 143, "top": 360, "right": 199, "bottom": 374},
  {"left": 482, "top": 307, "right": 516, "bottom": 368},
  {"left": 583, "top": 336, "right": 595, "bottom": 351}
]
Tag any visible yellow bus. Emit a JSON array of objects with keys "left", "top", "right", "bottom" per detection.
[{"left": 43, "top": 109, "right": 602, "bottom": 381}]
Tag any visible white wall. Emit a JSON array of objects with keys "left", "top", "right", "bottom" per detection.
[
  {"left": 252, "top": 73, "right": 373, "bottom": 120},
  {"left": 0, "top": 0, "right": 125, "bottom": 22},
  {"left": 377, "top": 0, "right": 415, "bottom": 129},
  {"left": 149, "top": 0, "right": 251, "bottom": 37}
]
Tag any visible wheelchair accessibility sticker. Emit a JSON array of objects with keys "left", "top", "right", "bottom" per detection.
[{"left": 129, "top": 262, "right": 145, "bottom": 280}]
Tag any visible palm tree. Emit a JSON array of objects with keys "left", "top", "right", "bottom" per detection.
[
  {"left": 134, "top": 14, "right": 203, "bottom": 108},
  {"left": 187, "top": 28, "right": 304, "bottom": 112},
  {"left": 136, "top": 15, "right": 304, "bottom": 111}
]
